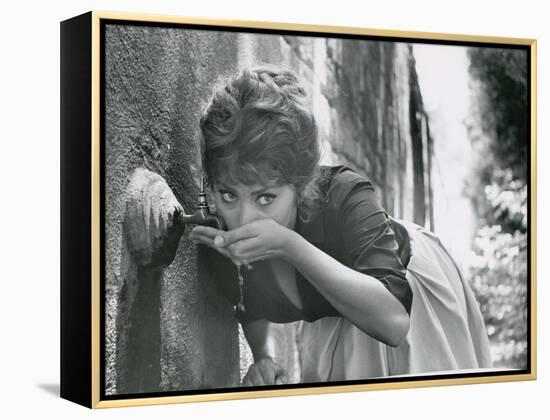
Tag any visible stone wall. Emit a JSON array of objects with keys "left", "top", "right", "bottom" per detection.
[
  {"left": 104, "top": 24, "right": 434, "bottom": 394},
  {"left": 277, "top": 36, "right": 434, "bottom": 227},
  {"left": 104, "top": 24, "right": 244, "bottom": 394}
]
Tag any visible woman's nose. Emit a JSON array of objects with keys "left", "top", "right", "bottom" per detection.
[{"left": 238, "top": 202, "right": 260, "bottom": 226}]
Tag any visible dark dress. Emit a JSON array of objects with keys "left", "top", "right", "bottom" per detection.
[
  {"left": 207, "top": 165, "right": 413, "bottom": 325},
  {"left": 237, "top": 166, "right": 412, "bottom": 324}
]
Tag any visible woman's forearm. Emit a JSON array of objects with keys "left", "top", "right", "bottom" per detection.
[
  {"left": 243, "top": 319, "right": 278, "bottom": 362},
  {"left": 241, "top": 320, "right": 290, "bottom": 386},
  {"left": 284, "top": 231, "right": 410, "bottom": 347}
]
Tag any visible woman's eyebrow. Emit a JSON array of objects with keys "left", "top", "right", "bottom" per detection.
[
  {"left": 250, "top": 186, "right": 273, "bottom": 195},
  {"left": 217, "top": 182, "right": 275, "bottom": 195},
  {"left": 216, "top": 183, "right": 236, "bottom": 192}
]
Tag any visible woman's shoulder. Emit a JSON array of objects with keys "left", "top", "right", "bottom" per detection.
[{"left": 319, "top": 165, "right": 376, "bottom": 209}]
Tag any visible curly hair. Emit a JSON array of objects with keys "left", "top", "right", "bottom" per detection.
[{"left": 199, "top": 65, "right": 324, "bottom": 222}]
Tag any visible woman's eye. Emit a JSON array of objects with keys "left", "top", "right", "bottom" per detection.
[
  {"left": 220, "top": 192, "right": 236, "bottom": 203},
  {"left": 257, "top": 194, "right": 275, "bottom": 206}
]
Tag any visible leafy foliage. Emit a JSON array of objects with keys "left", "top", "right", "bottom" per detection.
[
  {"left": 466, "top": 47, "right": 529, "bottom": 368},
  {"left": 468, "top": 173, "right": 528, "bottom": 368}
]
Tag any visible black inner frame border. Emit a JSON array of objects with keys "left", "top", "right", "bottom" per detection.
[{"left": 99, "top": 17, "right": 533, "bottom": 401}]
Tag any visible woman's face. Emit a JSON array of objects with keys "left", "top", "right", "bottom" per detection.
[{"left": 212, "top": 179, "right": 298, "bottom": 231}]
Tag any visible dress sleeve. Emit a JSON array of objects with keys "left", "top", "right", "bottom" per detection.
[{"left": 338, "top": 178, "right": 413, "bottom": 314}]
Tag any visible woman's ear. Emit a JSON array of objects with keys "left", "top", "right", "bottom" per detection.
[{"left": 295, "top": 184, "right": 304, "bottom": 208}]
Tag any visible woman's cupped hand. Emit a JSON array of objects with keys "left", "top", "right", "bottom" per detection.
[{"left": 188, "top": 218, "right": 296, "bottom": 267}]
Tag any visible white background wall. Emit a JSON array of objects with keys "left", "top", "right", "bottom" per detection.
[{"left": 1, "top": 0, "right": 545, "bottom": 418}]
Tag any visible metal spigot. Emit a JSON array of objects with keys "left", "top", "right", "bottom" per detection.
[{"left": 176, "top": 177, "right": 225, "bottom": 230}]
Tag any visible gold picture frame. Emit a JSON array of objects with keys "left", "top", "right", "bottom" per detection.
[{"left": 60, "top": 10, "right": 537, "bottom": 409}]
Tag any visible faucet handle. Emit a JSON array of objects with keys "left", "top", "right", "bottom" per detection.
[
  {"left": 196, "top": 176, "right": 209, "bottom": 208},
  {"left": 200, "top": 175, "right": 206, "bottom": 193}
]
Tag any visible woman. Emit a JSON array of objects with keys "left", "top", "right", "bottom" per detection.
[
  {"left": 134, "top": 65, "right": 492, "bottom": 386},
  {"left": 188, "top": 65, "right": 492, "bottom": 385}
]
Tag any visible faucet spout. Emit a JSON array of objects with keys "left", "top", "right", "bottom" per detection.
[
  {"left": 176, "top": 177, "right": 225, "bottom": 231},
  {"left": 177, "top": 208, "right": 225, "bottom": 230}
]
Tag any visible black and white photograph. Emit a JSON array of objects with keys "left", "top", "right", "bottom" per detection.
[
  {"left": 5, "top": 0, "right": 549, "bottom": 416},
  {"left": 100, "top": 17, "right": 532, "bottom": 400}
]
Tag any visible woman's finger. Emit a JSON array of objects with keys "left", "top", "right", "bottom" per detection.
[
  {"left": 243, "top": 368, "right": 264, "bottom": 386},
  {"left": 244, "top": 253, "right": 272, "bottom": 264},
  {"left": 190, "top": 233, "right": 241, "bottom": 263},
  {"left": 191, "top": 225, "right": 221, "bottom": 239},
  {"left": 189, "top": 231, "right": 215, "bottom": 247},
  {"left": 189, "top": 226, "right": 259, "bottom": 267},
  {"left": 274, "top": 368, "right": 289, "bottom": 385},
  {"left": 242, "top": 374, "right": 253, "bottom": 387},
  {"left": 214, "top": 224, "right": 258, "bottom": 248},
  {"left": 233, "top": 246, "right": 276, "bottom": 264},
  {"left": 258, "top": 364, "right": 276, "bottom": 385},
  {"left": 226, "top": 237, "right": 261, "bottom": 258}
]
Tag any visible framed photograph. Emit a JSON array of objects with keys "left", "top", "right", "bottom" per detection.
[{"left": 60, "top": 11, "right": 537, "bottom": 409}]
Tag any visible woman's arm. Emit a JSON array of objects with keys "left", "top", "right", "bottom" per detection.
[
  {"left": 283, "top": 230, "right": 410, "bottom": 347},
  {"left": 194, "top": 219, "right": 410, "bottom": 347},
  {"left": 243, "top": 319, "right": 277, "bottom": 362},
  {"left": 241, "top": 320, "right": 289, "bottom": 385}
]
